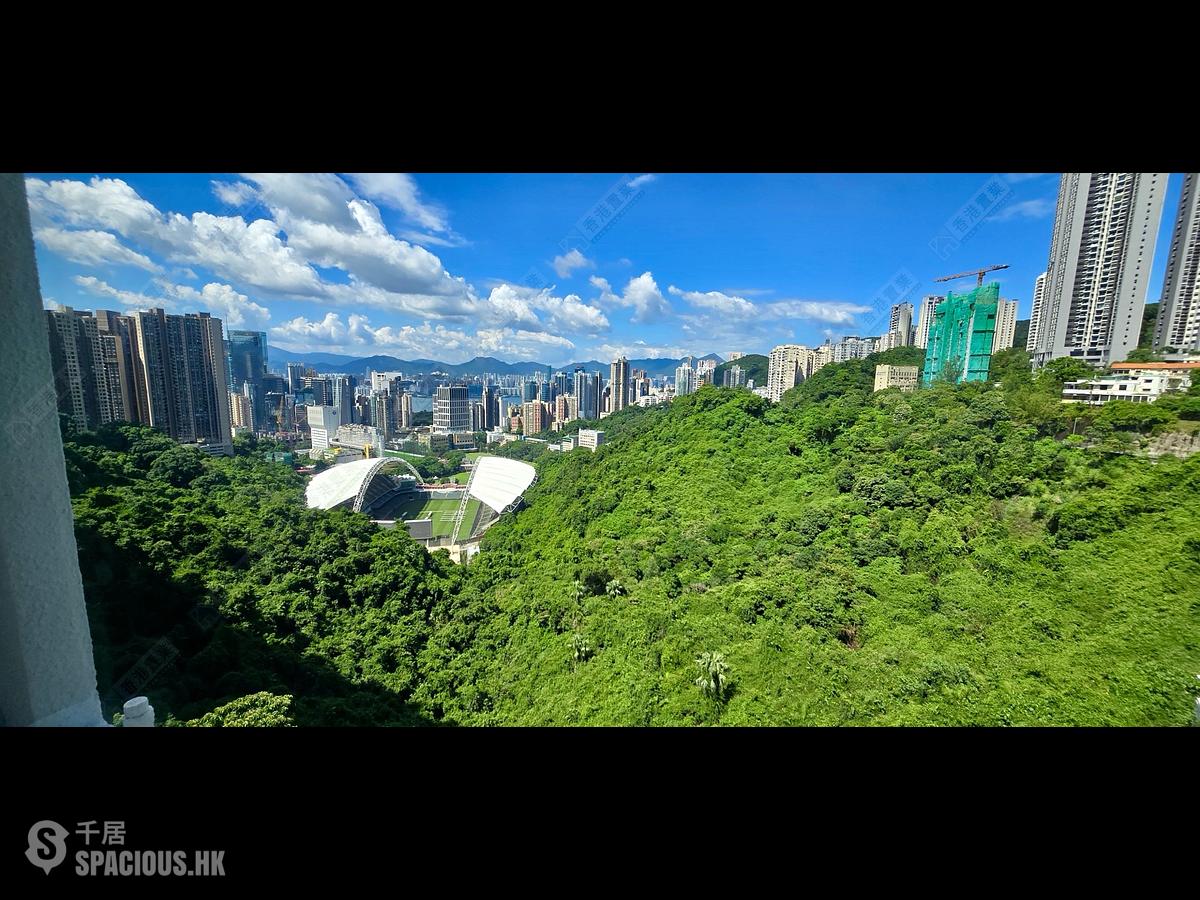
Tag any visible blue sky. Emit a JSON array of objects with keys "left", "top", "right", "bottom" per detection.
[{"left": 27, "top": 172, "right": 1184, "bottom": 366}]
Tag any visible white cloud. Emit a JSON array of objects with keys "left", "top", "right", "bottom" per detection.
[
  {"left": 73, "top": 274, "right": 269, "bottom": 328},
  {"left": 1003, "top": 173, "right": 1048, "bottom": 183},
  {"left": 269, "top": 312, "right": 576, "bottom": 364},
  {"left": 481, "top": 283, "right": 608, "bottom": 334},
  {"left": 629, "top": 174, "right": 657, "bottom": 189},
  {"left": 283, "top": 200, "right": 472, "bottom": 300},
  {"left": 993, "top": 198, "right": 1055, "bottom": 221},
  {"left": 241, "top": 173, "right": 358, "bottom": 229},
  {"left": 592, "top": 340, "right": 694, "bottom": 360},
  {"left": 476, "top": 328, "right": 575, "bottom": 359},
  {"left": 668, "top": 285, "right": 757, "bottom": 318},
  {"left": 591, "top": 271, "right": 670, "bottom": 323},
  {"left": 73, "top": 275, "right": 173, "bottom": 311},
  {"left": 34, "top": 227, "right": 162, "bottom": 272},
  {"left": 552, "top": 248, "right": 595, "bottom": 279},
  {"left": 271, "top": 312, "right": 349, "bottom": 347},
  {"left": 211, "top": 180, "right": 258, "bottom": 207},
  {"left": 28, "top": 174, "right": 479, "bottom": 318},
  {"left": 157, "top": 281, "right": 270, "bottom": 328},
  {"left": 763, "top": 299, "right": 871, "bottom": 325},
  {"left": 722, "top": 287, "right": 774, "bottom": 297},
  {"left": 343, "top": 173, "right": 451, "bottom": 234},
  {"left": 28, "top": 177, "right": 325, "bottom": 297}
]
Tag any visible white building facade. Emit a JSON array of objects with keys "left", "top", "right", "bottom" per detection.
[{"left": 1031, "top": 173, "right": 1168, "bottom": 369}]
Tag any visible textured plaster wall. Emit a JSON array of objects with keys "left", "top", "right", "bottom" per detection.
[{"left": 0, "top": 172, "right": 105, "bottom": 726}]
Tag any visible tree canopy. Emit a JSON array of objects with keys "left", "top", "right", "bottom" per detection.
[{"left": 64, "top": 351, "right": 1200, "bottom": 726}]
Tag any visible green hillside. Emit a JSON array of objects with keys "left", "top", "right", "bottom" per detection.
[{"left": 62, "top": 349, "right": 1200, "bottom": 726}]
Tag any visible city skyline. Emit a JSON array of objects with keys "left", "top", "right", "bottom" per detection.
[{"left": 28, "top": 173, "right": 1186, "bottom": 367}]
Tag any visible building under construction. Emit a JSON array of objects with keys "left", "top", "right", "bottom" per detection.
[{"left": 921, "top": 282, "right": 999, "bottom": 386}]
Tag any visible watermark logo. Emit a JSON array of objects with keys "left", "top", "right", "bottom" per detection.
[
  {"left": 23, "top": 820, "right": 224, "bottom": 878},
  {"left": 25, "top": 820, "right": 69, "bottom": 875}
]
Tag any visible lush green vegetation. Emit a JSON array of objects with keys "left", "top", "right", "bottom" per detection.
[
  {"left": 64, "top": 346, "right": 1200, "bottom": 726},
  {"left": 1139, "top": 302, "right": 1159, "bottom": 350},
  {"left": 66, "top": 425, "right": 454, "bottom": 726}
]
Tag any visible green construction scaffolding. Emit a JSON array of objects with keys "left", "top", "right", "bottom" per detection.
[{"left": 921, "top": 281, "right": 998, "bottom": 386}]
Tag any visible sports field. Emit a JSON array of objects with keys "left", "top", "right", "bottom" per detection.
[
  {"left": 387, "top": 496, "right": 461, "bottom": 537},
  {"left": 387, "top": 493, "right": 483, "bottom": 541}
]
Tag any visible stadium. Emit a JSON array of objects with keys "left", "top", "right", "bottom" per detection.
[{"left": 304, "top": 455, "right": 537, "bottom": 561}]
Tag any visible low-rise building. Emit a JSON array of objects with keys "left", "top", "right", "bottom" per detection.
[
  {"left": 873, "top": 364, "right": 919, "bottom": 393},
  {"left": 578, "top": 428, "right": 605, "bottom": 451},
  {"left": 418, "top": 431, "right": 451, "bottom": 453},
  {"left": 1062, "top": 373, "right": 1179, "bottom": 405},
  {"left": 1108, "top": 361, "right": 1199, "bottom": 384}
]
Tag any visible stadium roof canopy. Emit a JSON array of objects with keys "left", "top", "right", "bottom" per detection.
[
  {"left": 305, "top": 457, "right": 421, "bottom": 512},
  {"left": 467, "top": 456, "right": 537, "bottom": 515}
]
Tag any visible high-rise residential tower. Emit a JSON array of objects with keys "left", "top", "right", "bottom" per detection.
[
  {"left": 674, "top": 361, "right": 697, "bottom": 397},
  {"left": 889, "top": 302, "right": 914, "bottom": 346},
  {"left": 44, "top": 306, "right": 113, "bottom": 431},
  {"left": 94, "top": 309, "right": 141, "bottom": 423},
  {"left": 1030, "top": 173, "right": 1168, "bottom": 368},
  {"left": 914, "top": 295, "right": 944, "bottom": 349},
  {"left": 766, "top": 344, "right": 811, "bottom": 402},
  {"left": 993, "top": 299, "right": 1018, "bottom": 353},
  {"left": 610, "top": 356, "right": 630, "bottom": 413},
  {"left": 1026, "top": 272, "right": 1048, "bottom": 352},
  {"left": 1153, "top": 173, "right": 1200, "bottom": 352}
]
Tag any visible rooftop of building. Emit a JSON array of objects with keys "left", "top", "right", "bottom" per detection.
[{"left": 1110, "top": 361, "right": 1200, "bottom": 370}]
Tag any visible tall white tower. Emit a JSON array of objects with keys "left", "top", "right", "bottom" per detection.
[
  {"left": 1153, "top": 173, "right": 1200, "bottom": 352},
  {"left": 1026, "top": 272, "right": 1047, "bottom": 352},
  {"left": 1030, "top": 173, "right": 1167, "bottom": 368}
]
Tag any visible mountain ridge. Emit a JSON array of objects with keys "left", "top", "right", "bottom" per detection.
[{"left": 266, "top": 347, "right": 727, "bottom": 379}]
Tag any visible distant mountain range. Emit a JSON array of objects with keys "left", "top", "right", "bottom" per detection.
[{"left": 266, "top": 347, "right": 725, "bottom": 379}]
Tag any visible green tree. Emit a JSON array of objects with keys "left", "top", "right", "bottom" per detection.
[
  {"left": 695, "top": 652, "right": 731, "bottom": 702},
  {"left": 989, "top": 347, "right": 1033, "bottom": 386},
  {"left": 185, "top": 692, "right": 296, "bottom": 727}
]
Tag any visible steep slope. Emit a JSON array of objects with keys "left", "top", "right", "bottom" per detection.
[{"left": 416, "top": 374, "right": 1200, "bottom": 725}]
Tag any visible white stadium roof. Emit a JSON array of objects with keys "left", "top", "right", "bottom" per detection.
[
  {"left": 305, "top": 458, "right": 385, "bottom": 510},
  {"left": 467, "top": 456, "right": 537, "bottom": 515}
]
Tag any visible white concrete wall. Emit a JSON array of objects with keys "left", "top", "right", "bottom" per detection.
[{"left": 0, "top": 173, "right": 106, "bottom": 726}]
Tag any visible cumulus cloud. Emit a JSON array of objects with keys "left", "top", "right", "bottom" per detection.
[
  {"left": 481, "top": 283, "right": 608, "bottom": 334},
  {"left": 27, "top": 174, "right": 483, "bottom": 318},
  {"left": 551, "top": 248, "right": 594, "bottom": 279},
  {"left": 269, "top": 312, "right": 576, "bottom": 364},
  {"left": 35, "top": 227, "right": 162, "bottom": 272},
  {"left": 476, "top": 328, "right": 575, "bottom": 359},
  {"left": 156, "top": 281, "right": 270, "bottom": 328},
  {"left": 344, "top": 173, "right": 451, "bottom": 234},
  {"left": 211, "top": 180, "right": 258, "bottom": 207},
  {"left": 73, "top": 274, "right": 269, "bottom": 328},
  {"left": 763, "top": 299, "right": 872, "bottom": 325},
  {"left": 272, "top": 312, "right": 350, "bottom": 347},
  {"left": 668, "top": 285, "right": 757, "bottom": 318},
  {"left": 29, "top": 177, "right": 325, "bottom": 297},
  {"left": 592, "top": 340, "right": 695, "bottom": 360},
  {"left": 241, "top": 173, "right": 358, "bottom": 229},
  {"left": 591, "top": 272, "right": 670, "bottom": 323},
  {"left": 73, "top": 275, "right": 171, "bottom": 311}
]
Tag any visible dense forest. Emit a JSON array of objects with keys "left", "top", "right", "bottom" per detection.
[{"left": 64, "top": 347, "right": 1200, "bottom": 725}]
